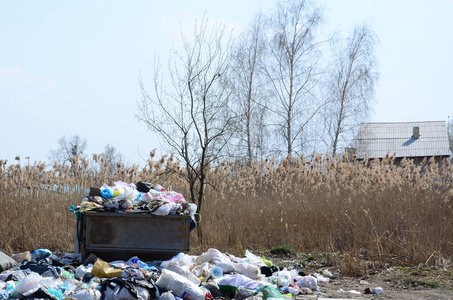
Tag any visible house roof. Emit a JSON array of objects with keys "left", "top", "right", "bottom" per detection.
[{"left": 355, "top": 121, "right": 451, "bottom": 159}]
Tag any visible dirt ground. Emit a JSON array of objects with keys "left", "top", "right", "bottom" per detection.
[
  {"left": 303, "top": 270, "right": 453, "bottom": 299},
  {"left": 257, "top": 250, "right": 453, "bottom": 300}
]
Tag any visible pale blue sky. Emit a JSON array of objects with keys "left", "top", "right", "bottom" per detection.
[{"left": 1, "top": 0, "right": 452, "bottom": 166}]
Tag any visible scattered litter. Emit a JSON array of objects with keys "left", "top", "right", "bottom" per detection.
[
  {"left": 359, "top": 279, "right": 369, "bottom": 285},
  {"left": 373, "top": 286, "right": 383, "bottom": 294},
  {"left": 364, "top": 286, "right": 384, "bottom": 295},
  {"left": 338, "top": 288, "right": 361, "bottom": 294}
]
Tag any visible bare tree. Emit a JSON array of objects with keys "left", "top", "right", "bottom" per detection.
[
  {"left": 49, "top": 134, "right": 87, "bottom": 166},
  {"left": 102, "top": 144, "right": 123, "bottom": 174},
  {"left": 231, "top": 13, "right": 270, "bottom": 163},
  {"left": 137, "top": 18, "right": 237, "bottom": 239},
  {"left": 322, "top": 24, "right": 379, "bottom": 156},
  {"left": 264, "top": 0, "right": 325, "bottom": 156}
]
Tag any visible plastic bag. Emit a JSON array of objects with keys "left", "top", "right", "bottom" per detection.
[
  {"left": 149, "top": 189, "right": 165, "bottom": 200},
  {"left": 116, "top": 285, "right": 150, "bottom": 300},
  {"left": 14, "top": 272, "right": 43, "bottom": 296},
  {"left": 39, "top": 276, "right": 63, "bottom": 290},
  {"left": 314, "top": 273, "right": 330, "bottom": 282},
  {"left": 70, "top": 288, "right": 102, "bottom": 299},
  {"left": 295, "top": 275, "right": 318, "bottom": 290},
  {"left": 245, "top": 250, "right": 266, "bottom": 267},
  {"left": 164, "top": 264, "right": 200, "bottom": 285},
  {"left": 192, "top": 262, "right": 211, "bottom": 278},
  {"left": 91, "top": 258, "right": 123, "bottom": 278},
  {"left": 126, "top": 256, "right": 156, "bottom": 271},
  {"left": 155, "top": 269, "right": 205, "bottom": 300},
  {"left": 159, "top": 291, "right": 176, "bottom": 300},
  {"left": 188, "top": 204, "right": 197, "bottom": 218},
  {"left": 195, "top": 248, "right": 235, "bottom": 273},
  {"left": 273, "top": 270, "right": 294, "bottom": 284},
  {"left": 0, "top": 251, "right": 17, "bottom": 272},
  {"left": 76, "top": 264, "right": 93, "bottom": 280},
  {"left": 160, "top": 252, "right": 194, "bottom": 269},
  {"left": 123, "top": 186, "right": 139, "bottom": 202},
  {"left": 233, "top": 263, "right": 260, "bottom": 280},
  {"left": 79, "top": 202, "right": 102, "bottom": 213},
  {"left": 164, "top": 191, "right": 186, "bottom": 203},
  {"left": 216, "top": 274, "right": 268, "bottom": 290},
  {"left": 31, "top": 249, "right": 52, "bottom": 259},
  {"left": 153, "top": 202, "right": 180, "bottom": 216},
  {"left": 256, "top": 285, "right": 284, "bottom": 300}
]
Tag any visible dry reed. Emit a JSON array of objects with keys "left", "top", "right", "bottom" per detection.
[{"left": 0, "top": 153, "right": 452, "bottom": 274}]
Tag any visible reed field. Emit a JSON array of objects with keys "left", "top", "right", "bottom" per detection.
[{"left": 1, "top": 153, "right": 452, "bottom": 274}]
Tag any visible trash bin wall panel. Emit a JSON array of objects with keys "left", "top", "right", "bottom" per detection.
[{"left": 80, "top": 212, "right": 190, "bottom": 260}]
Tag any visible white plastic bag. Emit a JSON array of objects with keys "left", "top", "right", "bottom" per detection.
[
  {"left": 296, "top": 275, "right": 318, "bottom": 291},
  {"left": 153, "top": 202, "right": 177, "bottom": 216},
  {"left": 160, "top": 252, "right": 194, "bottom": 269},
  {"left": 117, "top": 286, "right": 150, "bottom": 300},
  {"left": 188, "top": 204, "right": 197, "bottom": 217},
  {"left": 156, "top": 269, "right": 205, "bottom": 300},
  {"left": 76, "top": 264, "right": 93, "bottom": 280},
  {"left": 314, "top": 273, "right": 330, "bottom": 282},
  {"left": 273, "top": 270, "right": 294, "bottom": 284},
  {"left": 159, "top": 291, "right": 176, "bottom": 300},
  {"left": 14, "top": 272, "right": 42, "bottom": 296},
  {"left": 216, "top": 274, "right": 268, "bottom": 290},
  {"left": 245, "top": 250, "right": 266, "bottom": 267},
  {"left": 70, "top": 288, "right": 102, "bottom": 299},
  {"left": 195, "top": 248, "right": 235, "bottom": 273},
  {"left": 192, "top": 262, "right": 211, "bottom": 278},
  {"left": 39, "top": 276, "right": 63, "bottom": 290},
  {"left": 165, "top": 264, "right": 200, "bottom": 285},
  {"left": 149, "top": 189, "right": 165, "bottom": 200}
]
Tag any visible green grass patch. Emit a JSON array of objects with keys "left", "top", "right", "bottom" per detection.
[
  {"left": 304, "top": 254, "right": 315, "bottom": 261},
  {"left": 270, "top": 244, "right": 296, "bottom": 255},
  {"left": 425, "top": 281, "right": 442, "bottom": 288}
]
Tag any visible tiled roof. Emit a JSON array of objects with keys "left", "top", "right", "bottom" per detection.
[{"left": 355, "top": 121, "right": 451, "bottom": 159}]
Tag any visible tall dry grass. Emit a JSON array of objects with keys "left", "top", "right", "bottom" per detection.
[{"left": 1, "top": 153, "right": 452, "bottom": 272}]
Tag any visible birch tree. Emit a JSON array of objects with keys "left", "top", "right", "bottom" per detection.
[
  {"left": 322, "top": 24, "right": 379, "bottom": 156},
  {"left": 265, "top": 0, "right": 325, "bottom": 156},
  {"left": 231, "top": 13, "right": 270, "bottom": 163}
]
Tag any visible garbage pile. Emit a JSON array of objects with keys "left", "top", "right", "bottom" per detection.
[
  {"left": 75, "top": 181, "right": 197, "bottom": 218},
  {"left": 0, "top": 248, "right": 334, "bottom": 300}
]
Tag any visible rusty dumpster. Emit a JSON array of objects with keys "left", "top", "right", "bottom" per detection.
[{"left": 77, "top": 211, "right": 191, "bottom": 261}]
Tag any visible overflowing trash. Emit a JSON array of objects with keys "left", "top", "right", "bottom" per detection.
[
  {"left": 75, "top": 181, "right": 197, "bottom": 220},
  {"left": 0, "top": 247, "right": 345, "bottom": 300}
]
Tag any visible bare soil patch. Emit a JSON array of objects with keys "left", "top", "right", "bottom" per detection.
[{"left": 256, "top": 250, "right": 453, "bottom": 300}]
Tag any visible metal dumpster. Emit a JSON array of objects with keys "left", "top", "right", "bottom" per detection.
[{"left": 77, "top": 211, "right": 191, "bottom": 261}]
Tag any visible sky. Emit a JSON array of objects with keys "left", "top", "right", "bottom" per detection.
[{"left": 1, "top": 0, "right": 452, "bottom": 167}]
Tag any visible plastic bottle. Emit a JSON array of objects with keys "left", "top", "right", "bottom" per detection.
[{"left": 210, "top": 266, "right": 223, "bottom": 279}]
